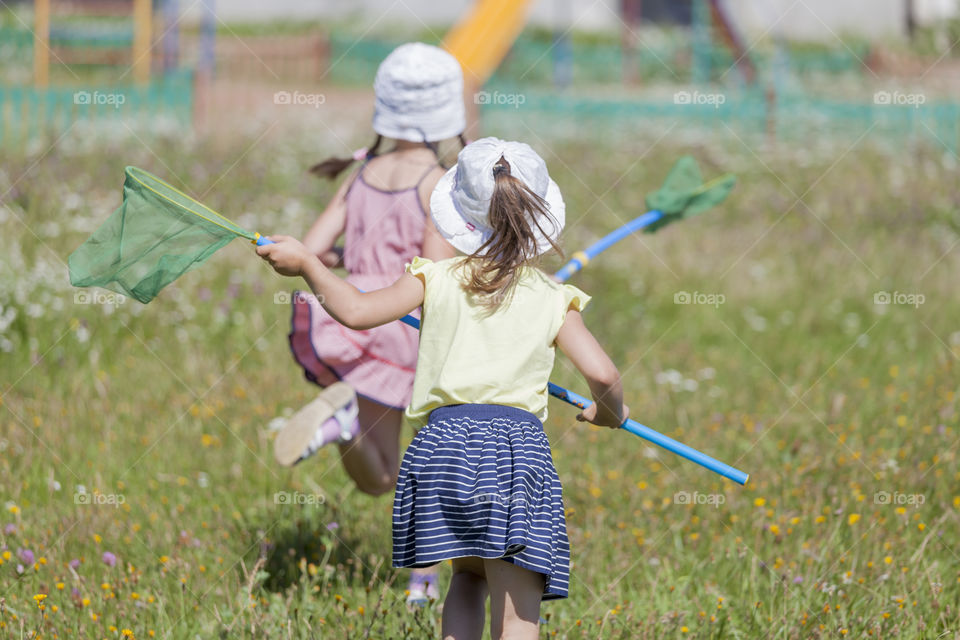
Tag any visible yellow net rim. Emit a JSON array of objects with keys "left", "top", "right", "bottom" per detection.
[{"left": 125, "top": 166, "right": 255, "bottom": 240}]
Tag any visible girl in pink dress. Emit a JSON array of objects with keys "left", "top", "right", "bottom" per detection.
[{"left": 275, "top": 42, "right": 465, "bottom": 603}]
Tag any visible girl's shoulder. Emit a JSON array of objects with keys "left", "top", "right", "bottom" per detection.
[
  {"left": 521, "top": 264, "right": 568, "bottom": 290},
  {"left": 409, "top": 256, "right": 465, "bottom": 269},
  {"left": 410, "top": 257, "right": 590, "bottom": 314},
  {"left": 522, "top": 267, "right": 592, "bottom": 311},
  {"left": 360, "top": 154, "right": 439, "bottom": 192},
  {"left": 406, "top": 256, "right": 465, "bottom": 280}
]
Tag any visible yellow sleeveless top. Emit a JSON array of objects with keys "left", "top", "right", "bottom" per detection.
[{"left": 404, "top": 256, "right": 590, "bottom": 429}]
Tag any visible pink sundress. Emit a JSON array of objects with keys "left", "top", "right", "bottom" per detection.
[{"left": 288, "top": 163, "right": 435, "bottom": 409}]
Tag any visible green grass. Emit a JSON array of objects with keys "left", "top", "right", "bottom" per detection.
[{"left": 1, "top": 114, "right": 959, "bottom": 639}]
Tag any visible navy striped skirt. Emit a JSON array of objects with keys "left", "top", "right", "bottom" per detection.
[{"left": 392, "top": 404, "right": 570, "bottom": 600}]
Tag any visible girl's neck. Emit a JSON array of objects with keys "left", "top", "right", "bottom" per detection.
[{"left": 393, "top": 140, "right": 431, "bottom": 152}]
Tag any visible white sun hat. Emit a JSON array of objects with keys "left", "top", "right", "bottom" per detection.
[
  {"left": 372, "top": 42, "right": 465, "bottom": 143},
  {"left": 430, "top": 137, "right": 565, "bottom": 256}
]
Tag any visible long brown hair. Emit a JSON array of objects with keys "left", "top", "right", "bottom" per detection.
[
  {"left": 461, "top": 157, "right": 562, "bottom": 309},
  {"left": 308, "top": 134, "right": 469, "bottom": 180}
]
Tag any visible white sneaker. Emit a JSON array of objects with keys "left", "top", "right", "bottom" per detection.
[{"left": 273, "top": 383, "right": 357, "bottom": 467}]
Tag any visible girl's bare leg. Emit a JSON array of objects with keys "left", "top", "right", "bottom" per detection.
[
  {"left": 442, "top": 557, "right": 488, "bottom": 640},
  {"left": 484, "top": 559, "right": 543, "bottom": 640},
  {"left": 337, "top": 397, "right": 402, "bottom": 496}
]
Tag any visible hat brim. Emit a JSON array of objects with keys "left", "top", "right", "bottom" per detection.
[
  {"left": 430, "top": 166, "right": 565, "bottom": 256},
  {"left": 372, "top": 111, "right": 466, "bottom": 143},
  {"left": 372, "top": 95, "right": 466, "bottom": 143}
]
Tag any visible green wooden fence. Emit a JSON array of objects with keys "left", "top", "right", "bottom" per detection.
[
  {"left": 478, "top": 87, "right": 960, "bottom": 153},
  {"left": 323, "top": 32, "right": 871, "bottom": 88},
  {"left": 0, "top": 69, "right": 194, "bottom": 146}
]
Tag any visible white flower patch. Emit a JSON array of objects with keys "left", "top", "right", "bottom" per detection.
[{"left": 655, "top": 368, "right": 701, "bottom": 392}]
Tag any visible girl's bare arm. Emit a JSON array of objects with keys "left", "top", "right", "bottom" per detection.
[
  {"left": 422, "top": 215, "right": 456, "bottom": 261},
  {"left": 302, "top": 169, "right": 356, "bottom": 267},
  {"left": 419, "top": 166, "right": 457, "bottom": 261},
  {"left": 257, "top": 236, "right": 424, "bottom": 330},
  {"left": 555, "top": 309, "right": 628, "bottom": 428}
]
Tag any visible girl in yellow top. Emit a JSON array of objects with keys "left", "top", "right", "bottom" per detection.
[{"left": 258, "top": 138, "right": 628, "bottom": 640}]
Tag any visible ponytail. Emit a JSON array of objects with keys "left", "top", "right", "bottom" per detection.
[
  {"left": 309, "top": 135, "right": 384, "bottom": 180},
  {"left": 461, "top": 157, "right": 562, "bottom": 310}
]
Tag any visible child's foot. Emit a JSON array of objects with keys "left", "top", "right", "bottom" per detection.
[
  {"left": 406, "top": 569, "right": 440, "bottom": 606},
  {"left": 274, "top": 383, "right": 359, "bottom": 467}
]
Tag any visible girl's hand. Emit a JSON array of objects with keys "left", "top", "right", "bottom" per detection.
[
  {"left": 576, "top": 403, "right": 630, "bottom": 429},
  {"left": 256, "top": 236, "right": 315, "bottom": 277}
]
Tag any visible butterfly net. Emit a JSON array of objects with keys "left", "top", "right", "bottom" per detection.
[{"left": 69, "top": 167, "right": 254, "bottom": 303}]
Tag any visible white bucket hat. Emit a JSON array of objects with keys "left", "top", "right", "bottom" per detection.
[
  {"left": 430, "top": 137, "right": 565, "bottom": 256},
  {"left": 372, "top": 43, "right": 465, "bottom": 143}
]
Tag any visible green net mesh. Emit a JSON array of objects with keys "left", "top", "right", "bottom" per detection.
[
  {"left": 644, "top": 156, "right": 736, "bottom": 233},
  {"left": 69, "top": 167, "right": 254, "bottom": 304}
]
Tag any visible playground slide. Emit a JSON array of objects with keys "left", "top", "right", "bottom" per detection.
[{"left": 442, "top": 0, "right": 534, "bottom": 85}]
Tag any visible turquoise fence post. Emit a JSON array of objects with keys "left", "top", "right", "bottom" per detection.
[
  {"left": 769, "top": 32, "right": 788, "bottom": 144},
  {"left": 166, "top": 68, "right": 187, "bottom": 127},
  {"left": 933, "top": 101, "right": 959, "bottom": 156},
  {"left": 950, "top": 103, "right": 959, "bottom": 156},
  {"left": 199, "top": 0, "right": 216, "bottom": 75},
  {"left": 160, "top": 0, "right": 180, "bottom": 72},
  {"left": 908, "top": 100, "right": 917, "bottom": 148},
  {"left": 158, "top": 75, "right": 167, "bottom": 122},
  {"left": 552, "top": 26, "right": 573, "bottom": 89},
  {"left": 170, "top": 71, "right": 179, "bottom": 126},
  {"left": 142, "top": 76, "right": 151, "bottom": 122},
  {"left": 67, "top": 88, "right": 76, "bottom": 134},
  {"left": 77, "top": 85, "right": 88, "bottom": 125},
  {"left": 28, "top": 87, "right": 39, "bottom": 140},
  {"left": 692, "top": 0, "right": 712, "bottom": 84},
  {"left": 65, "top": 87, "right": 73, "bottom": 128},
  {"left": 941, "top": 102, "right": 954, "bottom": 156},
  {"left": 12, "top": 88, "right": 21, "bottom": 146},
  {"left": 57, "top": 87, "right": 67, "bottom": 133}
]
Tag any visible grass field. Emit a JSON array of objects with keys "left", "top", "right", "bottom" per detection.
[{"left": 2, "top": 109, "right": 960, "bottom": 639}]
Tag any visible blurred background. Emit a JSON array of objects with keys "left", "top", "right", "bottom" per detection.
[
  {"left": 2, "top": 0, "right": 960, "bottom": 148},
  {"left": 3, "top": 1, "right": 960, "bottom": 638}
]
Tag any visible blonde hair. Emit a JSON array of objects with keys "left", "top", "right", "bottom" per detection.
[{"left": 460, "top": 157, "right": 562, "bottom": 309}]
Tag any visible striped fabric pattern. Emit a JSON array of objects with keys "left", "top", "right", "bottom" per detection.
[{"left": 392, "top": 404, "right": 570, "bottom": 600}]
